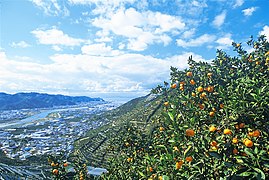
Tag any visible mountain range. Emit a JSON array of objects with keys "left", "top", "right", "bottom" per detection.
[{"left": 0, "top": 92, "right": 104, "bottom": 110}]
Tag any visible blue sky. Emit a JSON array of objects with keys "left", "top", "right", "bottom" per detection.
[{"left": 0, "top": 0, "right": 269, "bottom": 101}]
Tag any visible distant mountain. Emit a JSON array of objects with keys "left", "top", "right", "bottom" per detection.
[{"left": 0, "top": 92, "right": 104, "bottom": 110}]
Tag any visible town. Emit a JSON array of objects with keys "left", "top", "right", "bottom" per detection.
[{"left": 0, "top": 101, "right": 119, "bottom": 161}]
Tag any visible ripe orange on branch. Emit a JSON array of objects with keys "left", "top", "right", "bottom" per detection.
[
  {"left": 244, "top": 139, "right": 253, "bottom": 148},
  {"left": 223, "top": 129, "right": 232, "bottom": 135},
  {"left": 186, "top": 129, "right": 195, "bottom": 136},
  {"left": 209, "top": 126, "right": 217, "bottom": 132},
  {"left": 197, "top": 86, "right": 203, "bottom": 92},
  {"left": 171, "top": 83, "right": 177, "bottom": 89},
  {"left": 185, "top": 156, "right": 193, "bottom": 162},
  {"left": 186, "top": 71, "right": 193, "bottom": 77}
]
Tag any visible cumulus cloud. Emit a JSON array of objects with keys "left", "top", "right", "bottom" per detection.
[
  {"left": 0, "top": 50, "right": 206, "bottom": 97},
  {"left": 68, "top": 0, "right": 136, "bottom": 15},
  {"left": 10, "top": 41, "right": 30, "bottom": 48},
  {"left": 242, "top": 7, "right": 257, "bottom": 16},
  {"left": 216, "top": 34, "right": 233, "bottom": 50},
  {"left": 212, "top": 11, "right": 226, "bottom": 28},
  {"left": 31, "top": 0, "right": 69, "bottom": 16},
  {"left": 92, "top": 7, "right": 184, "bottom": 51},
  {"left": 81, "top": 43, "right": 121, "bottom": 56},
  {"left": 31, "top": 28, "right": 85, "bottom": 47},
  {"left": 233, "top": 0, "right": 244, "bottom": 8},
  {"left": 176, "top": 34, "right": 216, "bottom": 48},
  {"left": 259, "top": 25, "right": 269, "bottom": 40}
]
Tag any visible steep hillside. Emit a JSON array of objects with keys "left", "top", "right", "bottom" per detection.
[
  {"left": 73, "top": 94, "right": 164, "bottom": 168},
  {"left": 0, "top": 92, "right": 104, "bottom": 110}
]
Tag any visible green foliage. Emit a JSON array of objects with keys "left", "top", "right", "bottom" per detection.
[{"left": 103, "top": 36, "right": 269, "bottom": 180}]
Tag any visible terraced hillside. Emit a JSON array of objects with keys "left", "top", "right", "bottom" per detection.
[{"left": 73, "top": 94, "right": 164, "bottom": 168}]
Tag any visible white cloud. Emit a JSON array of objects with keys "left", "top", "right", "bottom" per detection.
[
  {"left": 92, "top": 7, "right": 184, "bottom": 51},
  {"left": 242, "top": 7, "right": 257, "bottom": 16},
  {"left": 0, "top": 50, "right": 206, "bottom": 97},
  {"left": 182, "top": 28, "right": 196, "bottom": 39},
  {"left": 212, "top": 11, "right": 226, "bottom": 28},
  {"left": 31, "top": 28, "right": 85, "bottom": 47},
  {"left": 68, "top": 0, "right": 136, "bottom": 15},
  {"left": 259, "top": 25, "right": 269, "bottom": 40},
  {"left": 81, "top": 43, "right": 121, "bottom": 56},
  {"left": 10, "top": 41, "right": 30, "bottom": 48},
  {"left": 52, "top": 45, "right": 62, "bottom": 51},
  {"left": 216, "top": 34, "right": 233, "bottom": 50},
  {"left": 176, "top": 34, "right": 216, "bottom": 48},
  {"left": 31, "top": 0, "right": 70, "bottom": 16},
  {"left": 233, "top": 0, "right": 244, "bottom": 8}
]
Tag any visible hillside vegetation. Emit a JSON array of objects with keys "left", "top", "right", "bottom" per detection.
[
  {"left": 0, "top": 92, "right": 103, "bottom": 110},
  {"left": 102, "top": 36, "right": 269, "bottom": 179},
  {"left": 49, "top": 36, "right": 269, "bottom": 179}
]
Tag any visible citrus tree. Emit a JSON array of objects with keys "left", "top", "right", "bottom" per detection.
[{"left": 103, "top": 36, "right": 269, "bottom": 180}]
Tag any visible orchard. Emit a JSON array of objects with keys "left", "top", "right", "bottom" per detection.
[{"left": 104, "top": 36, "right": 269, "bottom": 179}]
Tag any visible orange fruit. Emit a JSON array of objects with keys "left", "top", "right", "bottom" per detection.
[
  {"left": 197, "top": 86, "right": 203, "bottom": 92},
  {"left": 190, "top": 79, "right": 196, "bottom": 85},
  {"left": 253, "top": 130, "right": 260, "bottom": 137},
  {"left": 186, "top": 71, "right": 193, "bottom": 77},
  {"left": 63, "top": 162, "right": 68, "bottom": 167},
  {"left": 51, "top": 162, "right": 57, "bottom": 167},
  {"left": 191, "top": 92, "right": 196, "bottom": 97},
  {"left": 200, "top": 92, "right": 206, "bottom": 98},
  {"left": 223, "top": 129, "right": 232, "bottom": 135},
  {"left": 209, "top": 111, "right": 215, "bottom": 117},
  {"left": 241, "top": 152, "right": 248, "bottom": 156},
  {"left": 236, "top": 43, "right": 240, "bottom": 47},
  {"left": 171, "top": 83, "right": 177, "bottom": 89},
  {"left": 244, "top": 139, "right": 253, "bottom": 148},
  {"left": 256, "top": 61, "right": 260, "bottom": 65},
  {"left": 232, "top": 138, "right": 238, "bottom": 144},
  {"left": 239, "top": 123, "right": 245, "bottom": 129},
  {"left": 180, "top": 86, "right": 184, "bottom": 91},
  {"left": 186, "top": 129, "right": 195, "bottom": 136},
  {"left": 159, "top": 127, "right": 165, "bottom": 132},
  {"left": 149, "top": 167, "right": 153, "bottom": 172},
  {"left": 159, "top": 176, "right": 163, "bottom": 180},
  {"left": 211, "top": 146, "right": 218, "bottom": 150},
  {"left": 175, "top": 160, "right": 183, "bottom": 169},
  {"left": 248, "top": 131, "right": 254, "bottom": 137},
  {"left": 185, "top": 156, "right": 193, "bottom": 162},
  {"left": 164, "top": 102, "right": 169, "bottom": 106},
  {"left": 198, "top": 103, "right": 205, "bottom": 110},
  {"left": 219, "top": 104, "right": 224, "bottom": 109},
  {"left": 52, "top": 169, "right": 59, "bottom": 175},
  {"left": 210, "top": 141, "right": 218, "bottom": 147},
  {"left": 127, "top": 157, "right": 133, "bottom": 162},
  {"left": 233, "top": 149, "right": 238, "bottom": 154},
  {"left": 207, "top": 72, "right": 213, "bottom": 78},
  {"left": 209, "top": 126, "right": 217, "bottom": 132},
  {"left": 207, "top": 86, "right": 214, "bottom": 93}
]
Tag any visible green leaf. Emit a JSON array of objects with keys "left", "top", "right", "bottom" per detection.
[
  {"left": 163, "top": 175, "right": 170, "bottom": 180},
  {"left": 239, "top": 171, "right": 253, "bottom": 177},
  {"left": 138, "top": 171, "right": 146, "bottom": 177},
  {"left": 208, "top": 152, "right": 222, "bottom": 159},
  {"left": 253, "top": 168, "right": 266, "bottom": 180},
  {"left": 168, "top": 112, "right": 174, "bottom": 121},
  {"left": 244, "top": 148, "right": 255, "bottom": 159}
]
